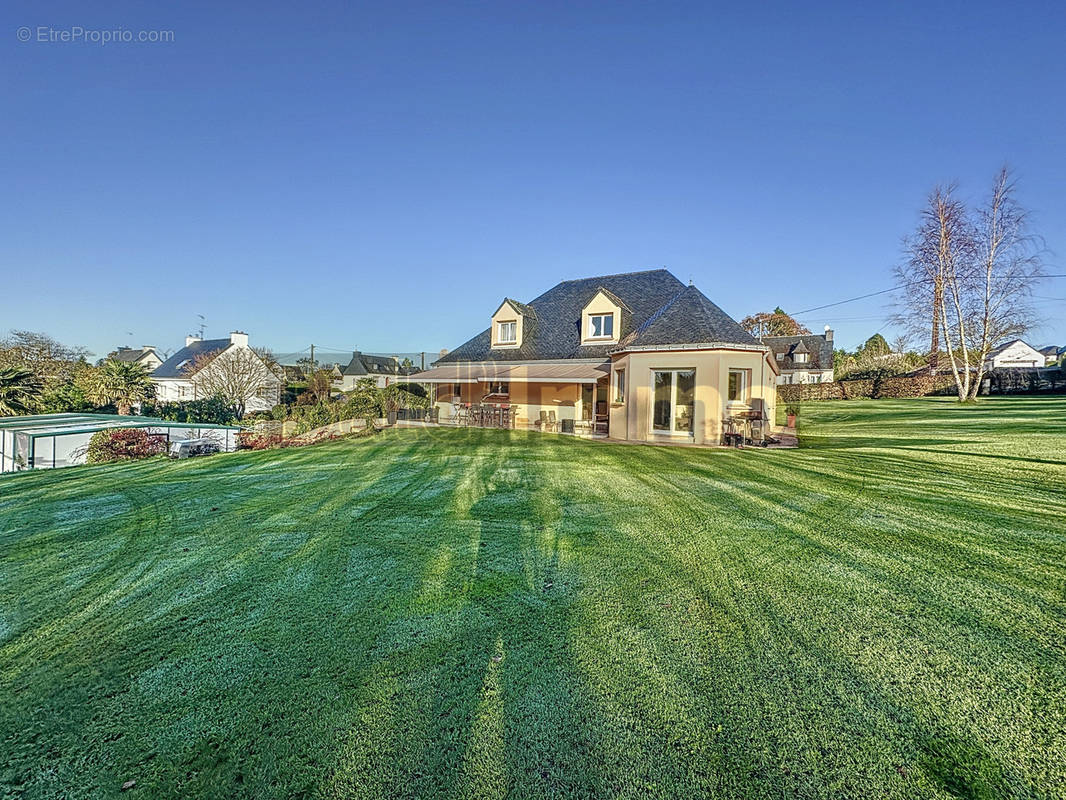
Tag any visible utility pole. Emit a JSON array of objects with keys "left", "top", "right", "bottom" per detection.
[{"left": 309, "top": 344, "right": 315, "bottom": 375}]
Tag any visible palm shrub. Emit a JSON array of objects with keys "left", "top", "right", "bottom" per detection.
[
  {"left": 79, "top": 360, "right": 155, "bottom": 415},
  {"left": 0, "top": 368, "right": 43, "bottom": 416}
]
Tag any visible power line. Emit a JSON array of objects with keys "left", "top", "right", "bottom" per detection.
[
  {"left": 791, "top": 287, "right": 901, "bottom": 316},
  {"left": 791, "top": 273, "right": 1066, "bottom": 318}
]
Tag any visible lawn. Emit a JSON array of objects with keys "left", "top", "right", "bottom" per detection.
[{"left": 1, "top": 396, "right": 1064, "bottom": 799}]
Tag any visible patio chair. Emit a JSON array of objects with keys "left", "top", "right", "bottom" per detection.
[
  {"left": 536, "top": 410, "right": 549, "bottom": 431},
  {"left": 548, "top": 410, "right": 557, "bottom": 432},
  {"left": 721, "top": 417, "right": 743, "bottom": 447}
]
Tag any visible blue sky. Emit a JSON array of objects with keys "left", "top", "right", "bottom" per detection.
[{"left": 4, "top": 0, "right": 1064, "bottom": 360}]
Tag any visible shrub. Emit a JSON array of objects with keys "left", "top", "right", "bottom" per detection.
[
  {"left": 142, "top": 396, "right": 239, "bottom": 425},
  {"left": 238, "top": 430, "right": 283, "bottom": 450},
  {"left": 86, "top": 428, "right": 167, "bottom": 463}
]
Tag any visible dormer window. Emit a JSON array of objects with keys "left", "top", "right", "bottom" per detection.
[
  {"left": 793, "top": 352, "right": 808, "bottom": 364},
  {"left": 497, "top": 320, "right": 517, "bottom": 344},
  {"left": 588, "top": 313, "right": 614, "bottom": 339}
]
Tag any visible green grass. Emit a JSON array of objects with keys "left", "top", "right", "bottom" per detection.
[{"left": 1, "top": 396, "right": 1064, "bottom": 799}]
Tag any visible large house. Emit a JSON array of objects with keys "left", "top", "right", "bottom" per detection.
[
  {"left": 106, "top": 345, "right": 164, "bottom": 372},
  {"left": 151, "top": 331, "right": 281, "bottom": 413},
  {"left": 762, "top": 330, "right": 835, "bottom": 385},
  {"left": 984, "top": 340, "right": 1044, "bottom": 370},
  {"left": 409, "top": 269, "right": 779, "bottom": 445}
]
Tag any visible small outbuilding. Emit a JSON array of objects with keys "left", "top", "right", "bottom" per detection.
[{"left": 0, "top": 413, "right": 241, "bottom": 472}]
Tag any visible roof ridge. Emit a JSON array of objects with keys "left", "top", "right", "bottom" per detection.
[
  {"left": 556, "top": 268, "right": 674, "bottom": 285},
  {"left": 633, "top": 287, "right": 688, "bottom": 336}
]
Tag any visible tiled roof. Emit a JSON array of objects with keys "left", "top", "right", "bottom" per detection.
[
  {"left": 439, "top": 269, "right": 755, "bottom": 363},
  {"left": 763, "top": 334, "right": 834, "bottom": 371},
  {"left": 152, "top": 339, "right": 231, "bottom": 378}
]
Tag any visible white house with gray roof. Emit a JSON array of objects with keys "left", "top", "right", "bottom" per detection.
[
  {"left": 151, "top": 331, "right": 281, "bottom": 412},
  {"left": 763, "top": 329, "right": 835, "bottom": 384},
  {"left": 983, "top": 339, "right": 1044, "bottom": 370},
  {"left": 105, "top": 345, "right": 164, "bottom": 372}
]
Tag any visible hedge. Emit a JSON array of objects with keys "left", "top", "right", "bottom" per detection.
[{"left": 778, "top": 374, "right": 956, "bottom": 402}]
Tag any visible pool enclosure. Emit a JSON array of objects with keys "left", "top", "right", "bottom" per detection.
[{"left": 0, "top": 413, "right": 241, "bottom": 472}]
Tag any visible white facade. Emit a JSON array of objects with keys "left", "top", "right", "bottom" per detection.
[
  {"left": 775, "top": 368, "right": 834, "bottom": 385},
  {"left": 984, "top": 340, "right": 1044, "bottom": 370},
  {"left": 152, "top": 331, "right": 281, "bottom": 413}
]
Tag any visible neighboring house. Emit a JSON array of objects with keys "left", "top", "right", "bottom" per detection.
[
  {"left": 282, "top": 365, "right": 308, "bottom": 383},
  {"left": 762, "top": 329, "right": 835, "bottom": 385},
  {"left": 339, "top": 351, "right": 412, "bottom": 391},
  {"left": 408, "top": 269, "right": 779, "bottom": 445},
  {"left": 106, "top": 345, "right": 164, "bottom": 372},
  {"left": 151, "top": 331, "right": 281, "bottom": 412},
  {"left": 1038, "top": 345, "right": 1065, "bottom": 367},
  {"left": 984, "top": 340, "right": 1044, "bottom": 370}
]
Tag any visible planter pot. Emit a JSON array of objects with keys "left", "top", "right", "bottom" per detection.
[{"left": 786, "top": 414, "right": 796, "bottom": 428}]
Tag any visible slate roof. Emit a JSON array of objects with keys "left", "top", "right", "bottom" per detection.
[
  {"left": 499, "top": 298, "right": 537, "bottom": 319},
  {"left": 152, "top": 339, "right": 232, "bottom": 378},
  {"left": 342, "top": 352, "right": 414, "bottom": 377},
  {"left": 763, "top": 334, "right": 835, "bottom": 371},
  {"left": 109, "top": 346, "right": 159, "bottom": 364},
  {"left": 618, "top": 286, "right": 759, "bottom": 350},
  {"left": 438, "top": 269, "right": 756, "bottom": 363}
]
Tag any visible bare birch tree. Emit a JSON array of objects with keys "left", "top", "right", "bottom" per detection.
[
  {"left": 190, "top": 347, "right": 278, "bottom": 418},
  {"left": 895, "top": 168, "right": 1043, "bottom": 401},
  {"left": 966, "top": 168, "right": 1043, "bottom": 399}
]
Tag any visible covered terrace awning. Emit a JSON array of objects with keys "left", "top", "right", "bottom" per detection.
[{"left": 408, "top": 361, "right": 610, "bottom": 385}]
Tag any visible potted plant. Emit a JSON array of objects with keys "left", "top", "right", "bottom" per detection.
[
  {"left": 785, "top": 402, "right": 800, "bottom": 428},
  {"left": 380, "top": 383, "right": 403, "bottom": 426}
]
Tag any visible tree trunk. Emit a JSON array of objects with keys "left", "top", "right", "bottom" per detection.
[{"left": 929, "top": 277, "right": 942, "bottom": 375}]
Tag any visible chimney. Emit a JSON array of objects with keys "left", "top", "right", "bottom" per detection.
[
  {"left": 186, "top": 334, "right": 201, "bottom": 346},
  {"left": 229, "top": 330, "right": 249, "bottom": 348},
  {"left": 824, "top": 325, "right": 834, "bottom": 342},
  {"left": 142, "top": 345, "right": 154, "bottom": 352}
]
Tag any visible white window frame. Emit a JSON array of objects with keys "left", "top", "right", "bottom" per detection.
[
  {"left": 587, "top": 313, "right": 615, "bottom": 340},
  {"left": 793, "top": 352, "right": 808, "bottom": 364},
  {"left": 650, "top": 369, "right": 696, "bottom": 437},
  {"left": 727, "top": 368, "right": 750, "bottom": 405},
  {"left": 614, "top": 368, "right": 626, "bottom": 403},
  {"left": 497, "top": 320, "right": 517, "bottom": 345}
]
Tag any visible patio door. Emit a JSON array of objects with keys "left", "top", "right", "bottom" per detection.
[{"left": 651, "top": 370, "right": 695, "bottom": 436}]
